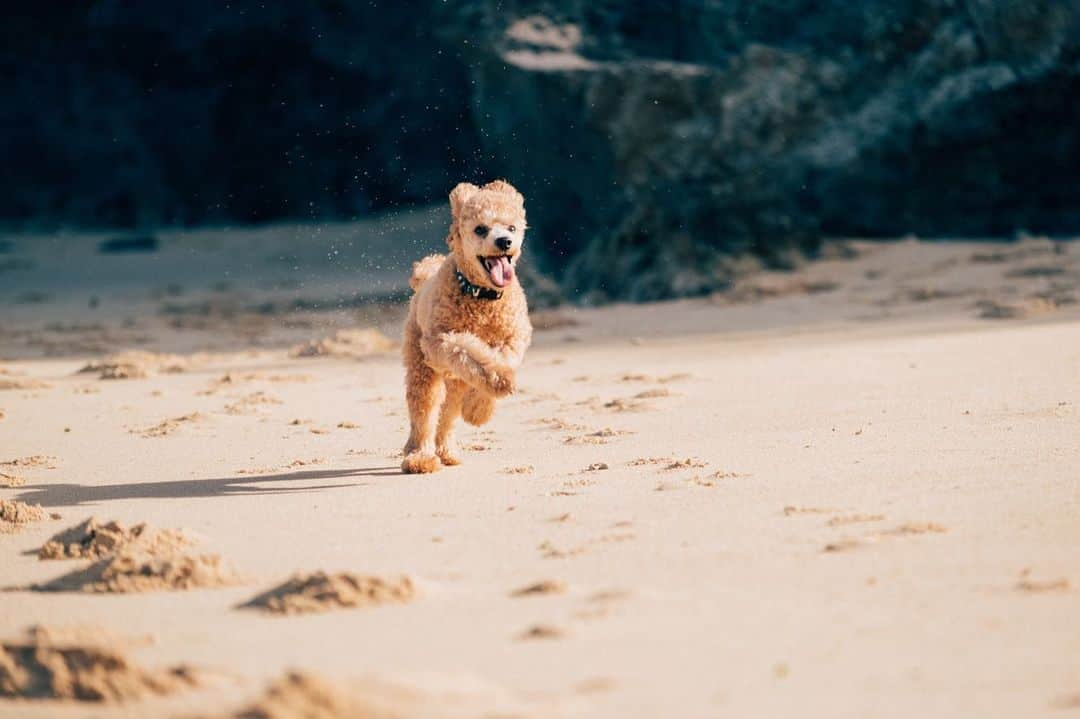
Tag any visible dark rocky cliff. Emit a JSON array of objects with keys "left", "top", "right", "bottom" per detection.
[
  {"left": 4, "top": 1, "right": 1079, "bottom": 300},
  {"left": 444, "top": 0, "right": 1080, "bottom": 299}
]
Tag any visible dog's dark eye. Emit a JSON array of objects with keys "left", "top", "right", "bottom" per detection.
[
  {"left": 508, "top": 225, "right": 516, "bottom": 233},
  {"left": 474, "top": 225, "right": 489, "bottom": 237}
]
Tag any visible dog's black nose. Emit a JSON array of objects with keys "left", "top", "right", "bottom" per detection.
[{"left": 494, "top": 237, "right": 512, "bottom": 251}]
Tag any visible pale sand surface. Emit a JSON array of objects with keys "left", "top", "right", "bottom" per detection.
[{"left": 1, "top": 231, "right": 1079, "bottom": 716}]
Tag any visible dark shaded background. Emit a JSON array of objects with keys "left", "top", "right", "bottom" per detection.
[{"left": 3, "top": 0, "right": 1079, "bottom": 300}]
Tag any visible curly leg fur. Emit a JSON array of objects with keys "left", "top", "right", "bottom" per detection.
[
  {"left": 402, "top": 321, "right": 445, "bottom": 473},
  {"left": 420, "top": 331, "right": 515, "bottom": 398},
  {"left": 435, "top": 380, "right": 467, "bottom": 465},
  {"left": 462, "top": 389, "right": 496, "bottom": 426}
]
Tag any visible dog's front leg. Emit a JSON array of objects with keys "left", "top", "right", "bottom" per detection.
[
  {"left": 420, "top": 331, "right": 514, "bottom": 397},
  {"left": 490, "top": 324, "right": 533, "bottom": 372}
]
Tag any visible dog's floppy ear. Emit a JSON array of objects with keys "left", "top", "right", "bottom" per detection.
[{"left": 449, "top": 182, "right": 479, "bottom": 220}]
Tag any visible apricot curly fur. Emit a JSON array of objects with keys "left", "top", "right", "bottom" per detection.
[{"left": 401, "top": 180, "right": 533, "bottom": 473}]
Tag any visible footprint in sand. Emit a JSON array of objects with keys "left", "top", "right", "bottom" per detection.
[
  {"left": 510, "top": 580, "right": 567, "bottom": 597},
  {"left": 538, "top": 540, "right": 586, "bottom": 559},
  {"left": 689, "top": 470, "right": 749, "bottom": 487},
  {"left": 562, "top": 478, "right": 594, "bottom": 490},
  {"left": 825, "top": 514, "right": 885, "bottom": 527},
  {"left": 823, "top": 521, "right": 948, "bottom": 552},
  {"left": 223, "top": 391, "right": 282, "bottom": 415},
  {"left": 575, "top": 677, "right": 617, "bottom": 694},
  {"left": 633, "top": 388, "right": 675, "bottom": 399},
  {"left": 0, "top": 377, "right": 52, "bottom": 391},
  {"left": 1015, "top": 569, "right": 1070, "bottom": 593},
  {"left": 563, "top": 428, "right": 632, "bottom": 445},
  {"left": 1, "top": 455, "right": 57, "bottom": 470},
  {"left": 576, "top": 590, "right": 632, "bottom": 621},
  {"left": 531, "top": 416, "right": 586, "bottom": 432},
  {"left": 783, "top": 505, "right": 839, "bottom": 516},
  {"left": 518, "top": 624, "right": 565, "bottom": 640},
  {"left": 627, "top": 456, "right": 706, "bottom": 471}
]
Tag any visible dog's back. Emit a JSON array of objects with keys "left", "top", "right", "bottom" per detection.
[{"left": 409, "top": 254, "right": 446, "bottom": 291}]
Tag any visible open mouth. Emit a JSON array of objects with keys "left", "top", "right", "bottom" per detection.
[{"left": 479, "top": 255, "right": 514, "bottom": 288}]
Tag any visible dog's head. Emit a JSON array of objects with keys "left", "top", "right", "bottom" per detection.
[{"left": 447, "top": 180, "right": 526, "bottom": 291}]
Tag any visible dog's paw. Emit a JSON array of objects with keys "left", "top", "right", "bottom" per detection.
[
  {"left": 485, "top": 367, "right": 516, "bottom": 398},
  {"left": 436, "top": 445, "right": 462, "bottom": 466},
  {"left": 401, "top": 452, "right": 441, "bottom": 474},
  {"left": 462, "top": 390, "right": 496, "bottom": 426}
]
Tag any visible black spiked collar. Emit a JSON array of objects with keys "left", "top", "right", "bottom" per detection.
[{"left": 455, "top": 268, "right": 503, "bottom": 300}]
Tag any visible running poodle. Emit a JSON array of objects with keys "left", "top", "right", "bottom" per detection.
[{"left": 401, "top": 180, "right": 532, "bottom": 473}]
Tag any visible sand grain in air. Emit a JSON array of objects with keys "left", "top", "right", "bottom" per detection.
[
  {"left": 289, "top": 328, "right": 394, "bottom": 359},
  {"left": 79, "top": 350, "right": 190, "bottom": 379}
]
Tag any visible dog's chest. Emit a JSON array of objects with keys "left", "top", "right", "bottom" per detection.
[{"left": 447, "top": 296, "right": 516, "bottom": 344}]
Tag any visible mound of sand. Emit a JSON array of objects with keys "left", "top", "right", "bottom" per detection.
[
  {"left": 206, "top": 672, "right": 383, "bottom": 719},
  {"left": 0, "top": 500, "right": 54, "bottom": 533},
  {"left": 223, "top": 391, "right": 283, "bottom": 415},
  {"left": 78, "top": 351, "right": 191, "bottom": 380},
  {"left": 0, "top": 377, "right": 52, "bottom": 391},
  {"left": 289, "top": 329, "right": 395, "bottom": 359},
  {"left": 1, "top": 455, "right": 56, "bottom": 469},
  {"left": 242, "top": 572, "right": 415, "bottom": 615},
  {"left": 202, "top": 670, "right": 547, "bottom": 719},
  {"left": 511, "top": 579, "right": 567, "bottom": 597},
  {"left": 38, "top": 518, "right": 190, "bottom": 561},
  {"left": 37, "top": 549, "right": 239, "bottom": 594},
  {"left": 0, "top": 472, "right": 24, "bottom": 488},
  {"left": 0, "top": 625, "right": 199, "bottom": 702},
  {"left": 135, "top": 412, "right": 206, "bottom": 438}
]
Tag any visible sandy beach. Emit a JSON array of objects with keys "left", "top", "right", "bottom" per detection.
[{"left": 2, "top": 229, "right": 1079, "bottom": 717}]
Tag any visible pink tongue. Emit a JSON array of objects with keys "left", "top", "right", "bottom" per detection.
[{"left": 488, "top": 256, "right": 513, "bottom": 287}]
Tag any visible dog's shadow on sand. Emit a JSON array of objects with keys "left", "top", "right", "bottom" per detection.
[{"left": 13, "top": 466, "right": 401, "bottom": 508}]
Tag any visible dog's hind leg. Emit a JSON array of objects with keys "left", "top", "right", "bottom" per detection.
[
  {"left": 402, "top": 323, "right": 445, "bottom": 473},
  {"left": 435, "top": 380, "right": 467, "bottom": 466},
  {"left": 462, "top": 388, "right": 496, "bottom": 426}
]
